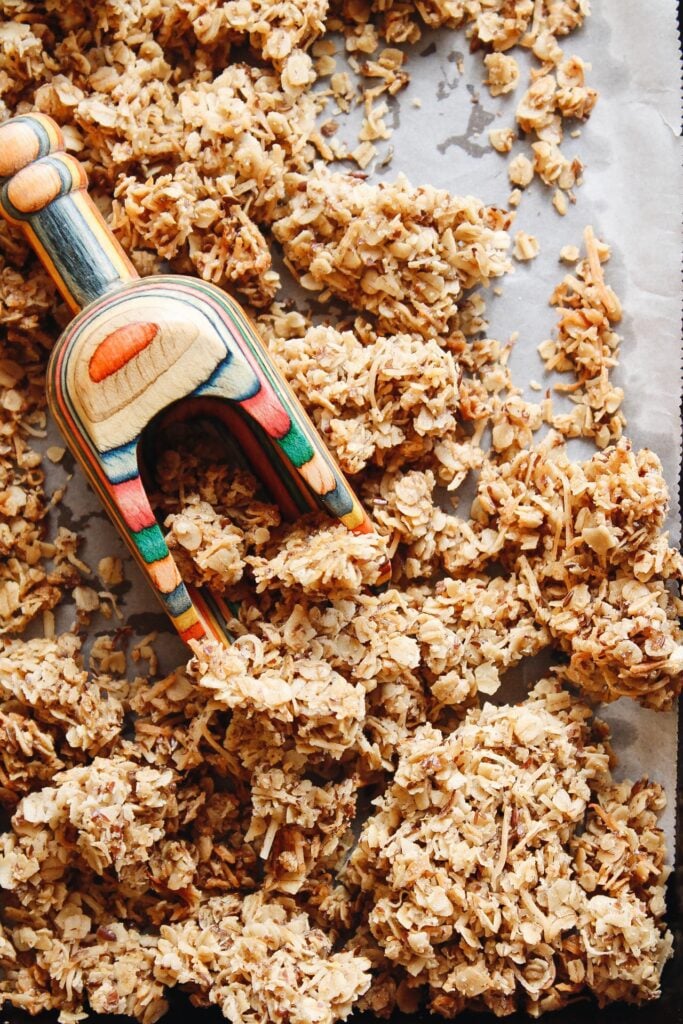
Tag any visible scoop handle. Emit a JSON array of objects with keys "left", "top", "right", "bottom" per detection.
[{"left": 0, "top": 113, "right": 137, "bottom": 313}]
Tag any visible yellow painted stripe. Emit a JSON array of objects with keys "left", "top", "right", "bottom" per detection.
[
  {"left": 340, "top": 504, "right": 366, "bottom": 530},
  {"left": 173, "top": 606, "right": 202, "bottom": 634}
]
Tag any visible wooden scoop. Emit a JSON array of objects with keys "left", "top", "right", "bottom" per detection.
[{"left": 0, "top": 113, "right": 387, "bottom": 645}]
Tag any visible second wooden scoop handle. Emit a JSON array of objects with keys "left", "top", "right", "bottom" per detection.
[{"left": 0, "top": 113, "right": 137, "bottom": 313}]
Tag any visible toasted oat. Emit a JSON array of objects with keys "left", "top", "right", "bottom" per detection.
[
  {"left": 97, "top": 556, "right": 124, "bottom": 587},
  {"left": 489, "top": 126, "right": 516, "bottom": 152},
  {"left": 553, "top": 188, "right": 569, "bottom": 214},
  {"left": 560, "top": 243, "right": 580, "bottom": 262},
  {"left": 508, "top": 152, "right": 535, "bottom": 188},
  {"left": 533, "top": 139, "right": 583, "bottom": 189},
  {"left": 484, "top": 52, "right": 520, "bottom": 95}
]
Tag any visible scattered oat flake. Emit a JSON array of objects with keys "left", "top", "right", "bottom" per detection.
[
  {"left": 508, "top": 152, "right": 535, "bottom": 188},
  {"left": 553, "top": 188, "right": 569, "bottom": 215},
  {"left": 513, "top": 231, "right": 540, "bottom": 261}
]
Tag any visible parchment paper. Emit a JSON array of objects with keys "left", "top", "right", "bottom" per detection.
[{"left": 41, "top": 2, "right": 682, "bottom": 844}]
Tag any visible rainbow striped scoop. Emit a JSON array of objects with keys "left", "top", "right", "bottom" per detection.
[{"left": 0, "top": 113, "right": 388, "bottom": 645}]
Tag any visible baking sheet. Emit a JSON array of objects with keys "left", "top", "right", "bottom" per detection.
[{"left": 40, "top": 2, "right": 682, "bottom": 845}]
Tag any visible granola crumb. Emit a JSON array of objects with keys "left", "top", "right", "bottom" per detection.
[
  {"left": 513, "top": 230, "right": 540, "bottom": 261},
  {"left": 553, "top": 188, "right": 569, "bottom": 215},
  {"left": 484, "top": 52, "right": 520, "bottom": 96},
  {"left": 539, "top": 226, "right": 625, "bottom": 447},
  {"left": 489, "top": 126, "right": 516, "bottom": 153},
  {"left": 560, "top": 243, "right": 580, "bottom": 262},
  {"left": 508, "top": 152, "right": 535, "bottom": 188}
]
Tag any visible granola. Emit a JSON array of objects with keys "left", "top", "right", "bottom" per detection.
[
  {"left": 346, "top": 678, "right": 672, "bottom": 1016},
  {"left": 269, "top": 324, "right": 461, "bottom": 474},
  {"left": 273, "top": 168, "right": 512, "bottom": 338},
  {"left": 540, "top": 226, "right": 624, "bottom": 447},
  {"left": 0, "top": 1, "right": 677, "bottom": 1022},
  {"left": 442, "top": 433, "right": 683, "bottom": 708}
]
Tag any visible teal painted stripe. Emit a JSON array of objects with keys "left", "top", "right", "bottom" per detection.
[
  {"left": 133, "top": 524, "right": 168, "bottom": 563},
  {"left": 278, "top": 423, "right": 314, "bottom": 468}
]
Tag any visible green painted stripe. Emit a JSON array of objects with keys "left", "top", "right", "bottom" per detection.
[
  {"left": 278, "top": 423, "right": 314, "bottom": 467},
  {"left": 133, "top": 524, "right": 168, "bottom": 563}
]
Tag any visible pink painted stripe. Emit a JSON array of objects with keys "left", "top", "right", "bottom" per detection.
[
  {"left": 239, "top": 388, "right": 291, "bottom": 439},
  {"left": 112, "top": 477, "right": 156, "bottom": 531}
]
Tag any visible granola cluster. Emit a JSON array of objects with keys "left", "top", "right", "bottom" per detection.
[
  {"left": 347, "top": 678, "right": 672, "bottom": 1016},
  {"left": 0, "top": 1, "right": 678, "bottom": 1023},
  {"left": 268, "top": 324, "right": 461, "bottom": 474},
  {"left": 443, "top": 433, "right": 683, "bottom": 708},
  {"left": 540, "top": 226, "right": 624, "bottom": 447},
  {"left": 273, "top": 169, "right": 512, "bottom": 339}
]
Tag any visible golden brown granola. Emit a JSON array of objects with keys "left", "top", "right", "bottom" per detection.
[
  {"left": 0, "top": 635, "right": 124, "bottom": 753},
  {"left": 442, "top": 432, "right": 683, "bottom": 708},
  {"left": 540, "top": 226, "right": 624, "bottom": 447},
  {"left": 484, "top": 52, "right": 520, "bottom": 96},
  {"left": 248, "top": 515, "right": 390, "bottom": 598},
  {"left": 346, "top": 678, "right": 671, "bottom": 1016},
  {"left": 0, "top": 2, "right": 676, "bottom": 1022},
  {"left": 512, "top": 230, "right": 540, "bottom": 261},
  {"left": 269, "top": 324, "right": 461, "bottom": 474},
  {"left": 505, "top": 47, "right": 596, "bottom": 208},
  {"left": 272, "top": 168, "right": 512, "bottom": 338}
]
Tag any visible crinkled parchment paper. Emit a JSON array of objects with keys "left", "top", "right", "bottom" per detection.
[{"left": 43, "top": 1, "right": 682, "bottom": 842}]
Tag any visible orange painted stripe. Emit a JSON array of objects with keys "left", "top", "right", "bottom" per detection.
[
  {"left": 89, "top": 321, "right": 158, "bottom": 382},
  {"left": 148, "top": 554, "right": 181, "bottom": 594}
]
